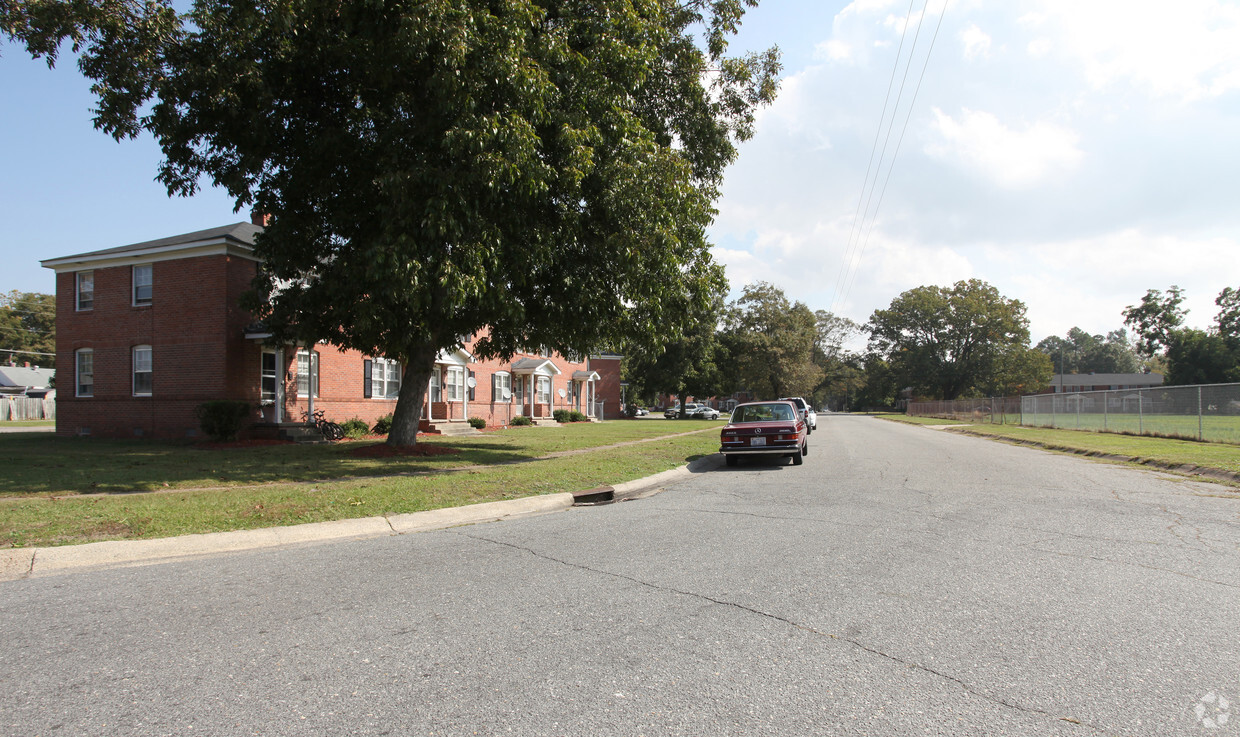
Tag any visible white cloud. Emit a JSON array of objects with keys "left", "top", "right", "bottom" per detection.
[
  {"left": 1026, "top": 0, "right": 1240, "bottom": 102},
  {"left": 960, "top": 24, "right": 991, "bottom": 61},
  {"left": 925, "top": 107, "right": 1083, "bottom": 188}
]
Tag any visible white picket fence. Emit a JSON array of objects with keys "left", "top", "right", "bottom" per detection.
[{"left": 1, "top": 395, "right": 56, "bottom": 421}]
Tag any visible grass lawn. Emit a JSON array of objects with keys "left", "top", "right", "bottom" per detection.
[
  {"left": 0, "top": 421, "right": 722, "bottom": 548},
  {"left": 871, "top": 413, "right": 967, "bottom": 426},
  {"left": 937, "top": 423, "right": 1240, "bottom": 478}
]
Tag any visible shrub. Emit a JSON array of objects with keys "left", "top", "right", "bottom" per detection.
[
  {"left": 372, "top": 414, "right": 394, "bottom": 435},
  {"left": 511, "top": 415, "right": 533, "bottom": 426},
  {"left": 554, "top": 409, "right": 589, "bottom": 423},
  {"left": 341, "top": 418, "right": 371, "bottom": 439},
  {"left": 468, "top": 416, "right": 487, "bottom": 430},
  {"left": 194, "top": 400, "right": 252, "bottom": 442},
  {"left": 570, "top": 410, "right": 587, "bottom": 423}
]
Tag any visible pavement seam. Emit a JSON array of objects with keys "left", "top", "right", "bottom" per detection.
[{"left": 454, "top": 530, "right": 1107, "bottom": 733}]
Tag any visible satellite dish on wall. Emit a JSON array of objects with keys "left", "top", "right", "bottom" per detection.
[
  {"left": 558, "top": 388, "right": 567, "bottom": 398},
  {"left": 467, "top": 376, "right": 477, "bottom": 388},
  {"left": 502, "top": 389, "right": 512, "bottom": 400}
]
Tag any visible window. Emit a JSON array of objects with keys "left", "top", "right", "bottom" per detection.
[
  {"left": 261, "top": 351, "right": 277, "bottom": 402},
  {"left": 513, "top": 375, "right": 524, "bottom": 404},
  {"left": 430, "top": 369, "right": 441, "bottom": 402},
  {"left": 297, "top": 350, "right": 318, "bottom": 398},
  {"left": 133, "top": 264, "right": 153, "bottom": 306},
  {"left": 76, "top": 271, "right": 94, "bottom": 311},
  {"left": 133, "top": 345, "right": 152, "bottom": 396},
  {"left": 493, "top": 372, "right": 511, "bottom": 402},
  {"left": 371, "top": 357, "right": 401, "bottom": 399},
  {"left": 76, "top": 349, "right": 93, "bottom": 397},
  {"left": 536, "top": 376, "right": 550, "bottom": 404},
  {"left": 445, "top": 366, "right": 465, "bottom": 401}
]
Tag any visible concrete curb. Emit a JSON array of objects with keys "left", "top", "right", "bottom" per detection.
[
  {"left": 610, "top": 455, "right": 723, "bottom": 502},
  {"left": 0, "top": 493, "right": 576, "bottom": 582}
]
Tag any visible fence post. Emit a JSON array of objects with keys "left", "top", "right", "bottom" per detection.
[
  {"left": 1139, "top": 389, "right": 1144, "bottom": 435},
  {"left": 1103, "top": 389, "right": 1108, "bottom": 432},
  {"left": 1198, "top": 386, "right": 1203, "bottom": 440}
]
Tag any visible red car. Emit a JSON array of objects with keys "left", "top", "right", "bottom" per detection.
[{"left": 719, "top": 400, "right": 808, "bottom": 467}]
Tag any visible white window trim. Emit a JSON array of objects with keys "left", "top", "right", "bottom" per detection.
[
  {"left": 133, "top": 264, "right": 153, "bottom": 307},
  {"left": 76, "top": 271, "right": 94, "bottom": 311},
  {"left": 297, "top": 349, "right": 319, "bottom": 398},
  {"left": 76, "top": 348, "right": 94, "bottom": 397},
  {"left": 445, "top": 366, "right": 465, "bottom": 401},
  {"left": 536, "top": 376, "right": 551, "bottom": 404},
  {"left": 133, "top": 345, "right": 153, "bottom": 397},
  {"left": 493, "top": 371, "right": 511, "bottom": 403},
  {"left": 372, "top": 357, "right": 401, "bottom": 399}
]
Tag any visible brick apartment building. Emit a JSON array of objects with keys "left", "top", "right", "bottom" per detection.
[{"left": 41, "top": 222, "right": 622, "bottom": 439}]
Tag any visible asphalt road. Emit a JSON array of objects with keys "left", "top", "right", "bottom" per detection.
[{"left": 2, "top": 415, "right": 1237, "bottom": 736}]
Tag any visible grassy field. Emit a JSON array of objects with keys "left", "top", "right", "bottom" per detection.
[
  {"left": 0, "top": 421, "right": 722, "bottom": 548},
  {"left": 1022, "top": 412, "right": 1240, "bottom": 443},
  {"left": 877, "top": 414, "right": 1240, "bottom": 479}
]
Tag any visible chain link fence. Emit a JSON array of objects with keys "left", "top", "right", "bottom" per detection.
[
  {"left": 906, "top": 397, "right": 1022, "bottom": 424},
  {"left": 1021, "top": 382, "right": 1240, "bottom": 443}
]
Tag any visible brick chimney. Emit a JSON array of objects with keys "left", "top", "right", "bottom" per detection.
[{"left": 251, "top": 211, "right": 272, "bottom": 227}]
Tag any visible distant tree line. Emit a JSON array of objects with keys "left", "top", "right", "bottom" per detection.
[{"left": 0, "top": 291, "right": 55, "bottom": 367}]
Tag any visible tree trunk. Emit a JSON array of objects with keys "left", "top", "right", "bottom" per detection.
[{"left": 388, "top": 344, "right": 439, "bottom": 447}]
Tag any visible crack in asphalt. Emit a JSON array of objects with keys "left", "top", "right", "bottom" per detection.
[
  {"left": 1026, "top": 546, "right": 1239, "bottom": 589},
  {"left": 454, "top": 530, "right": 1107, "bottom": 734}
]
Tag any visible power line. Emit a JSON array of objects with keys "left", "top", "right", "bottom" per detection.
[
  {"left": 832, "top": 0, "right": 950, "bottom": 316},
  {"left": 830, "top": 0, "right": 918, "bottom": 316}
]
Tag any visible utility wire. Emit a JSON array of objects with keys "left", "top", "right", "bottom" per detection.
[
  {"left": 830, "top": 0, "right": 917, "bottom": 315},
  {"left": 832, "top": 0, "right": 949, "bottom": 316},
  {"left": 839, "top": 0, "right": 949, "bottom": 312}
]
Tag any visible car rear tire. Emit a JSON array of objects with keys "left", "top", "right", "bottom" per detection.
[
  {"left": 725, "top": 454, "right": 738, "bottom": 467},
  {"left": 792, "top": 449, "right": 803, "bottom": 466}
]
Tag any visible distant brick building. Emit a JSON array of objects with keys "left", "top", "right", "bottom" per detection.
[{"left": 42, "top": 222, "right": 622, "bottom": 439}]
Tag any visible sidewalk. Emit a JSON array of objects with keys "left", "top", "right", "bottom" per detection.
[{"left": 0, "top": 457, "right": 714, "bottom": 582}]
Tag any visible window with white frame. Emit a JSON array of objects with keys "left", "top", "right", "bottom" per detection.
[
  {"left": 372, "top": 357, "right": 401, "bottom": 399},
  {"left": 133, "top": 264, "right": 153, "bottom": 306},
  {"left": 133, "top": 345, "right": 152, "bottom": 396},
  {"left": 536, "top": 376, "right": 550, "bottom": 404},
  {"left": 445, "top": 366, "right": 465, "bottom": 401},
  {"left": 296, "top": 350, "right": 319, "bottom": 398},
  {"left": 430, "top": 369, "right": 441, "bottom": 402},
  {"left": 261, "top": 351, "right": 277, "bottom": 402},
  {"left": 76, "top": 349, "right": 94, "bottom": 397},
  {"left": 513, "top": 374, "right": 524, "bottom": 404},
  {"left": 76, "top": 271, "right": 94, "bottom": 311},
  {"left": 493, "top": 372, "right": 511, "bottom": 402}
]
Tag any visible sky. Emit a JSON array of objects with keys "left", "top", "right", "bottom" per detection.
[{"left": 2, "top": 0, "right": 1238, "bottom": 349}]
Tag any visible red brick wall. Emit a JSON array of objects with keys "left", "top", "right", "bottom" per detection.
[
  {"left": 55, "top": 258, "right": 625, "bottom": 436},
  {"left": 55, "top": 255, "right": 258, "bottom": 438}
]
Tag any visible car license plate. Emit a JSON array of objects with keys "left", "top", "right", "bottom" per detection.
[{"left": 750, "top": 436, "right": 766, "bottom": 446}]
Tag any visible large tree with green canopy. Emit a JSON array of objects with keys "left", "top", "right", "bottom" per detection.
[
  {"left": 867, "top": 279, "right": 1048, "bottom": 400},
  {"left": 3, "top": 0, "right": 780, "bottom": 445}
]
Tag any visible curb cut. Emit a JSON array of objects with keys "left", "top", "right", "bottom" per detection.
[{"left": 0, "top": 493, "right": 575, "bottom": 582}]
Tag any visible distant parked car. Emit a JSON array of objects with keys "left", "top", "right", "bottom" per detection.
[
  {"left": 719, "top": 400, "right": 808, "bottom": 467},
  {"left": 688, "top": 405, "right": 720, "bottom": 420},
  {"left": 665, "top": 402, "right": 701, "bottom": 418},
  {"left": 628, "top": 405, "right": 649, "bottom": 416},
  {"left": 779, "top": 397, "right": 817, "bottom": 434}
]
